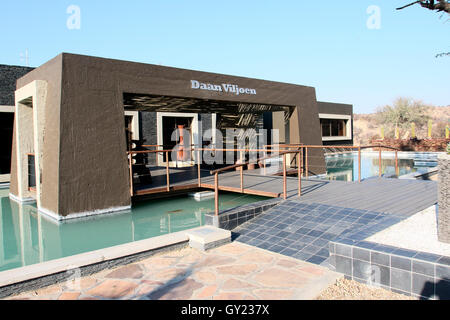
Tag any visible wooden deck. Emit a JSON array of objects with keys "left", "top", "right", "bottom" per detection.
[{"left": 134, "top": 166, "right": 437, "bottom": 217}]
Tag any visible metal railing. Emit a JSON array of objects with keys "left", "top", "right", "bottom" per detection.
[
  {"left": 209, "top": 149, "right": 304, "bottom": 215},
  {"left": 264, "top": 144, "right": 400, "bottom": 182},
  {"left": 127, "top": 144, "right": 400, "bottom": 216},
  {"left": 127, "top": 149, "right": 173, "bottom": 196}
]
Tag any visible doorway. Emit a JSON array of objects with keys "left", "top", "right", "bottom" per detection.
[
  {"left": 0, "top": 112, "right": 14, "bottom": 177},
  {"left": 162, "top": 117, "right": 192, "bottom": 163},
  {"left": 157, "top": 113, "right": 199, "bottom": 167}
]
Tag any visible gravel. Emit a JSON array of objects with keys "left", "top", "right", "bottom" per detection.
[
  {"left": 316, "top": 278, "right": 416, "bottom": 300},
  {"left": 367, "top": 205, "right": 450, "bottom": 257}
]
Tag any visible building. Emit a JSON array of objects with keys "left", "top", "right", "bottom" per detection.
[
  {"left": 0, "top": 65, "right": 34, "bottom": 184},
  {"left": 7, "top": 53, "right": 353, "bottom": 220},
  {"left": 318, "top": 101, "right": 353, "bottom": 146}
]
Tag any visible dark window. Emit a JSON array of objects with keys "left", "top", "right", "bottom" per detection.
[
  {"left": 0, "top": 113, "right": 15, "bottom": 174},
  {"left": 321, "top": 119, "right": 331, "bottom": 137},
  {"left": 321, "top": 119, "right": 347, "bottom": 137},
  {"left": 28, "top": 154, "right": 36, "bottom": 189}
]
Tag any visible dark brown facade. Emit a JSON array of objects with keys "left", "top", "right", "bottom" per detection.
[
  {"left": 10, "top": 53, "right": 334, "bottom": 219},
  {"left": 318, "top": 101, "right": 354, "bottom": 146}
]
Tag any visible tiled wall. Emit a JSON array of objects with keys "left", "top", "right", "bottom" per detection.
[{"left": 330, "top": 239, "right": 450, "bottom": 300}]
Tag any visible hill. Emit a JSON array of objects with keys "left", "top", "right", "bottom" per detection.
[{"left": 354, "top": 105, "right": 450, "bottom": 145}]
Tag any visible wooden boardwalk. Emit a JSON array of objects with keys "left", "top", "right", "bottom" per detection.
[
  {"left": 134, "top": 167, "right": 437, "bottom": 217},
  {"left": 290, "top": 177, "right": 437, "bottom": 217}
]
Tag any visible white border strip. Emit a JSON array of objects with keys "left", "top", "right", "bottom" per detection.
[
  {"left": 0, "top": 229, "right": 191, "bottom": 288},
  {"left": 0, "top": 175, "right": 10, "bottom": 184},
  {"left": 0, "top": 105, "right": 14, "bottom": 113},
  {"left": 9, "top": 192, "right": 36, "bottom": 204},
  {"left": 39, "top": 205, "right": 132, "bottom": 223},
  {"left": 0, "top": 225, "right": 229, "bottom": 289}
]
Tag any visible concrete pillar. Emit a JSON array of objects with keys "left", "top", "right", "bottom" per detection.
[{"left": 10, "top": 80, "right": 47, "bottom": 206}]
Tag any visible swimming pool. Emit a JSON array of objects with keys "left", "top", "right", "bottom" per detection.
[
  {"left": 324, "top": 152, "right": 439, "bottom": 182},
  {"left": 0, "top": 188, "right": 268, "bottom": 272}
]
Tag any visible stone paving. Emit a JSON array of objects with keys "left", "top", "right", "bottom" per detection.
[{"left": 5, "top": 242, "right": 341, "bottom": 300}]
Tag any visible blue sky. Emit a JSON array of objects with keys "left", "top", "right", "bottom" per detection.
[{"left": 0, "top": 0, "right": 448, "bottom": 113}]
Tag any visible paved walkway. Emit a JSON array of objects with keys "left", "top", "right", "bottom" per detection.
[
  {"left": 5, "top": 242, "right": 341, "bottom": 300},
  {"left": 294, "top": 177, "right": 437, "bottom": 217},
  {"left": 234, "top": 200, "right": 404, "bottom": 266}
]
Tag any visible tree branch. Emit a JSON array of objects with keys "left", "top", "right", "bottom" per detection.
[
  {"left": 397, "top": 0, "right": 450, "bottom": 13},
  {"left": 397, "top": 1, "right": 422, "bottom": 10}
]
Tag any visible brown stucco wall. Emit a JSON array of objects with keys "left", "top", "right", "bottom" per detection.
[
  {"left": 57, "top": 54, "right": 131, "bottom": 216},
  {"left": 14, "top": 52, "right": 327, "bottom": 217},
  {"left": 289, "top": 91, "right": 326, "bottom": 175},
  {"left": 317, "top": 101, "right": 353, "bottom": 116},
  {"left": 63, "top": 53, "right": 326, "bottom": 177},
  {"left": 12, "top": 55, "right": 63, "bottom": 213}
]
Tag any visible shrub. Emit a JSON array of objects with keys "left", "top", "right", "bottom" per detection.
[{"left": 375, "top": 98, "right": 431, "bottom": 131}]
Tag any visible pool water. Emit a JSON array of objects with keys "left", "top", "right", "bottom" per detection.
[
  {"left": 324, "top": 152, "right": 438, "bottom": 182},
  {"left": 0, "top": 188, "right": 268, "bottom": 272}
]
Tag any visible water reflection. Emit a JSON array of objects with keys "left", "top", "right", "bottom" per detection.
[
  {"left": 325, "top": 154, "right": 436, "bottom": 182},
  {"left": 0, "top": 189, "right": 266, "bottom": 272}
]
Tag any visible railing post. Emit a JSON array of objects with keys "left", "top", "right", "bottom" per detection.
[
  {"left": 305, "top": 147, "right": 309, "bottom": 179},
  {"left": 358, "top": 147, "right": 362, "bottom": 183},
  {"left": 129, "top": 153, "right": 134, "bottom": 196},
  {"left": 283, "top": 153, "right": 287, "bottom": 200},
  {"left": 166, "top": 151, "right": 170, "bottom": 192},
  {"left": 240, "top": 166, "right": 244, "bottom": 193},
  {"left": 379, "top": 148, "right": 382, "bottom": 177},
  {"left": 298, "top": 151, "right": 302, "bottom": 197},
  {"left": 214, "top": 172, "right": 219, "bottom": 216},
  {"left": 395, "top": 150, "right": 399, "bottom": 176},
  {"left": 197, "top": 149, "right": 201, "bottom": 187},
  {"left": 263, "top": 146, "right": 269, "bottom": 176},
  {"left": 240, "top": 152, "right": 244, "bottom": 193}
]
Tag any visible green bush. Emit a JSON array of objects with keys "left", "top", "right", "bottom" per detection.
[{"left": 447, "top": 142, "right": 450, "bottom": 155}]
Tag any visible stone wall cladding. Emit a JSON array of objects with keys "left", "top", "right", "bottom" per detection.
[
  {"left": 140, "top": 111, "right": 158, "bottom": 165},
  {"left": 0, "top": 65, "right": 35, "bottom": 105},
  {"left": 438, "top": 154, "right": 450, "bottom": 244},
  {"left": 201, "top": 113, "right": 212, "bottom": 135}
]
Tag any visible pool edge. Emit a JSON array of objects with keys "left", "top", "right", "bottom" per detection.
[{"left": 0, "top": 228, "right": 196, "bottom": 298}]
